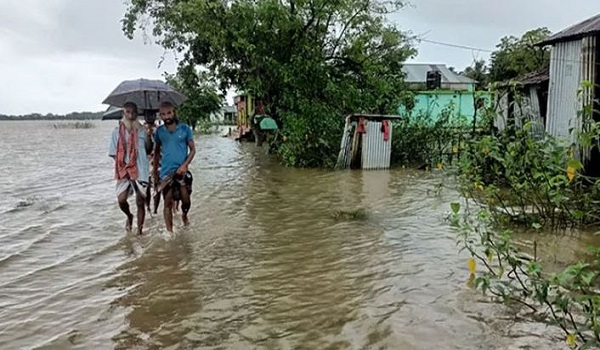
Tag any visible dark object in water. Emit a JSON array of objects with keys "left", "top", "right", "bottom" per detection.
[
  {"left": 172, "top": 171, "right": 193, "bottom": 201},
  {"left": 156, "top": 171, "right": 193, "bottom": 201}
]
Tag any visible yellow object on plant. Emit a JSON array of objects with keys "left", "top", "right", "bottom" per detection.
[
  {"left": 567, "top": 165, "right": 576, "bottom": 182},
  {"left": 467, "top": 257, "right": 476, "bottom": 274},
  {"left": 566, "top": 333, "right": 576, "bottom": 348}
]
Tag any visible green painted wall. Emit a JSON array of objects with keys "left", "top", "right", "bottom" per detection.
[{"left": 398, "top": 89, "right": 493, "bottom": 124}]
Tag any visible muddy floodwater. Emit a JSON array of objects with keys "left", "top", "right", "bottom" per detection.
[{"left": 0, "top": 121, "right": 572, "bottom": 349}]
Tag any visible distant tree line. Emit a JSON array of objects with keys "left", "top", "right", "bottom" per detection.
[{"left": 0, "top": 111, "right": 104, "bottom": 121}]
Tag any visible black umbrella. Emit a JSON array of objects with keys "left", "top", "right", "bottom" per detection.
[
  {"left": 102, "top": 78, "right": 187, "bottom": 110},
  {"left": 101, "top": 106, "right": 159, "bottom": 124},
  {"left": 101, "top": 106, "right": 123, "bottom": 120}
]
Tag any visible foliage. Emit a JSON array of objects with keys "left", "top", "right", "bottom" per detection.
[
  {"left": 456, "top": 83, "right": 600, "bottom": 229},
  {"left": 391, "top": 103, "right": 482, "bottom": 169},
  {"left": 450, "top": 202, "right": 600, "bottom": 349},
  {"left": 456, "top": 123, "right": 599, "bottom": 228},
  {"left": 461, "top": 59, "right": 489, "bottom": 90},
  {"left": 275, "top": 98, "right": 344, "bottom": 168},
  {"left": 164, "top": 65, "right": 224, "bottom": 131},
  {"left": 488, "top": 28, "right": 552, "bottom": 83},
  {"left": 193, "top": 119, "right": 220, "bottom": 135},
  {"left": 122, "top": 0, "right": 416, "bottom": 167},
  {"left": 331, "top": 208, "right": 368, "bottom": 221},
  {"left": 1, "top": 111, "right": 103, "bottom": 121}
]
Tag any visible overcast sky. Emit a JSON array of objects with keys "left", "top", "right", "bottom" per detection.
[{"left": 0, "top": 0, "right": 598, "bottom": 115}]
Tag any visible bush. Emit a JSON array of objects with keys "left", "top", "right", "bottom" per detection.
[
  {"left": 449, "top": 83, "right": 600, "bottom": 349},
  {"left": 276, "top": 101, "right": 344, "bottom": 168},
  {"left": 450, "top": 202, "right": 600, "bottom": 349},
  {"left": 193, "top": 119, "right": 220, "bottom": 135},
  {"left": 391, "top": 105, "right": 472, "bottom": 168},
  {"left": 457, "top": 122, "right": 600, "bottom": 228}
]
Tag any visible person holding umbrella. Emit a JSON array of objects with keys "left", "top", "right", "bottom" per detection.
[
  {"left": 152, "top": 101, "right": 196, "bottom": 233},
  {"left": 108, "top": 102, "right": 153, "bottom": 235}
]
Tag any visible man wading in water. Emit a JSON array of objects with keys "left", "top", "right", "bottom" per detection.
[
  {"left": 152, "top": 101, "right": 196, "bottom": 233},
  {"left": 108, "top": 102, "right": 153, "bottom": 234}
]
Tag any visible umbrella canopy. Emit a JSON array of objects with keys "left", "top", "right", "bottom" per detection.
[
  {"left": 101, "top": 106, "right": 123, "bottom": 120},
  {"left": 102, "top": 78, "right": 187, "bottom": 110},
  {"left": 259, "top": 117, "right": 278, "bottom": 130}
]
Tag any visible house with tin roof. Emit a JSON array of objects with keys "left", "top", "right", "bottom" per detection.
[
  {"left": 534, "top": 13, "right": 600, "bottom": 174},
  {"left": 402, "top": 63, "right": 478, "bottom": 91},
  {"left": 398, "top": 63, "right": 491, "bottom": 124},
  {"left": 535, "top": 13, "right": 600, "bottom": 139}
]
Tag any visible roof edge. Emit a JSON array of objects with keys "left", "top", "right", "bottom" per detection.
[{"left": 535, "top": 31, "right": 600, "bottom": 47}]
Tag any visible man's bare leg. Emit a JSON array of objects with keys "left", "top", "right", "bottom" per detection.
[
  {"left": 153, "top": 192, "right": 161, "bottom": 214},
  {"left": 135, "top": 190, "right": 146, "bottom": 235},
  {"left": 162, "top": 186, "right": 174, "bottom": 233},
  {"left": 117, "top": 190, "right": 133, "bottom": 232},
  {"left": 145, "top": 184, "right": 151, "bottom": 212},
  {"left": 179, "top": 184, "right": 191, "bottom": 226}
]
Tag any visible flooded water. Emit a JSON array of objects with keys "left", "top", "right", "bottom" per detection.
[{"left": 0, "top": 120, "right": 569, "bottom": 349}]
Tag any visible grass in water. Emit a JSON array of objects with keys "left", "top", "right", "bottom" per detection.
[
  {"left": 51, "top": 122, "right": 95, "bottom": 129},
  {"left": 331, "top": 208, "right": 368, "bottom": 221}
]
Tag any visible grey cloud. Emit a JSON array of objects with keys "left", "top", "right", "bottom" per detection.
[
  {"left": 1, "top": 0, "right": 599, "bottom": 114},
  {"left": 53, "top": 0, "right": 144, "bottom": 56},
  {"left": 391, "top": 0, "right": 599, "bottom": 70},
  {"left": 398, "top": 0, "right": 595, "bottom": 32}
]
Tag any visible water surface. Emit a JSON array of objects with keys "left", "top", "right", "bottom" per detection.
[{"left": 0, "top": 120, "right": 568, "bottom": 349}]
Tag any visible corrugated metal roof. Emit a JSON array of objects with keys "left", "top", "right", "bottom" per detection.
[
  {"left": 402, "top": 63, "right": 476, "bottom": 84},
  {"left": 537, "top": 14, "right": 600, "bottom": 46},
  {"left": 497, "top": 67, "right": 549, "bottom": 87}
]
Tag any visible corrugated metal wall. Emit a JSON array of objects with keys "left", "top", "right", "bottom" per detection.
[
  {"left": 494, "top": 92, "right": 508, "bottom": 131},
  {"left": 361, "top": 121, "right": 392, "bottom": 170},
  {"left": 528, "top": 87, "right": 546, "bottom": 138},
  {"left": 546, "top": 40, "right": 582, "bottom": 139},
  {"left": 579, "top": 36, "right": 596, "bottom": 161},
  {"left": 336, "top": 118, "right": 354, "bottom": 169}
]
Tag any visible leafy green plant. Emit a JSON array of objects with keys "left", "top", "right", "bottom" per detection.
[
  {"left": 456, "top": 81, "right": 600, "bottom": 229},
  {"left": 391, "top": 104, "right": 472, "bottom": 168},
  {"left": 450, "top": 202, "right": 600, "bottom": 349}
]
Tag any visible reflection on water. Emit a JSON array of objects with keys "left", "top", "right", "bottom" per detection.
[{"left": 0, "top": 121, "right": 570, "bottom": 349}]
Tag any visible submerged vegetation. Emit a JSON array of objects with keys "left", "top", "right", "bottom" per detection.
[
  {"left": 331, "top": 208, "right": 368, "bottom": 221},
  {"left": 440, "top": 83, "right": 600, "bottom": 348},
  {"left": 51, "top": 122, "right": 96, "bottom": 129},
  {"left": 451, "top": 203, "right": 600, "bottom": 349}
]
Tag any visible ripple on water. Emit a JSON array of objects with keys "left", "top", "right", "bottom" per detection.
[{"left": 0, "top": 122, "right": 568, "bottom": 350}]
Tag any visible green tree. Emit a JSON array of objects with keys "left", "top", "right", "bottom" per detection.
[
  {"left": 461, "top": 59, "right": 488, "bottom": 90},
  {"left": 122, "top": 0, "right": 416, "bottom": 167},
  {"left": 164, "top": 64, "right": 223, "bottom": 131},
  {"left": 488, "top": 27, "right": 551, "bottom": 83}
]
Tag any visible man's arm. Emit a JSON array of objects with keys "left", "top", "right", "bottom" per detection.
[
  {"left": 183, "top": 139, "right": 196, "bottom": 167},
  {"left": 177, "top": 127, "right": 196, "bottom": 174},
  {"left": 108, "top": 128, "right": 118, "bottom": 159}
]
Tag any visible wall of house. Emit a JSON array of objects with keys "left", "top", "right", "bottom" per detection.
[
  {"left": 398, "top": 90, "right": 492, "bottom": 124},
  {"left": 494, "top": 87, "right": 545, "bottom": 137},
  {"left": 406, "top": 82, "right": 474, "bottom": 92},
  {"left": 546, "top": 39, "right": 583, "bottom": 140}
]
